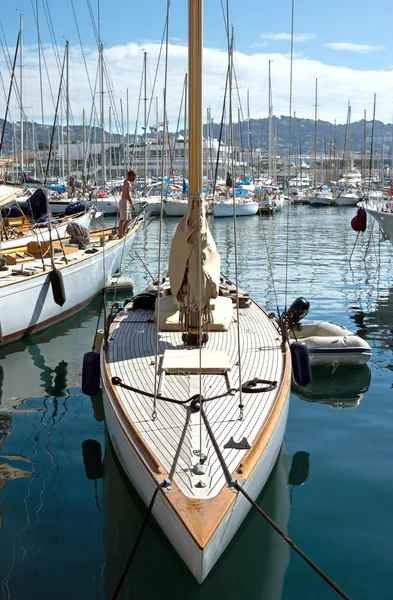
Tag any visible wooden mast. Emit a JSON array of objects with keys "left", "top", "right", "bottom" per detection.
[
  {"left": 185, "top": 0, "right": 204, "bottom": 345},
  {"left": 188, "top": 0, "right": 203, "bottom": 203}
]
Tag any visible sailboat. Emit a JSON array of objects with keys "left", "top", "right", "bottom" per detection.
[
  {"left": 101, "top": 0, "right": 292, "bottom": 584},
  {"left": 0, "top": 212, "right": 142, "bottom": 346}
]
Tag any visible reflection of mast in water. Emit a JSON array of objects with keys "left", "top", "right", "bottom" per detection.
[
  {"left": 27, "top": 345, "right": 69, "bottom": 397},
  {"left": 102, "top": 438, "right": 290, "bottom": 600}
]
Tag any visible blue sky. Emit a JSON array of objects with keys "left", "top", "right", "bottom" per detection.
[{"left": 0, "top": 0, "right": 392, "bottom": 125}]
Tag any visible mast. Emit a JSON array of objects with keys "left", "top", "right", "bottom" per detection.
[
  {"left": 109, "top": 105, "right": 112, "bottom": 182},
  {"left": 247, "top": 89, "right": 253, "bottom": 181},
  {"left": 99, "top": 43, "right": 105, "bottom": 184},
  {"left": 313, "top": 78, "right": 317, "bottom": 186},
  {"left": 299, "top": 119, "right": 302, "bottom": 185},
  {"left": 363, "top": 109, "right": 367, "bottom": 181},
  {"left": 155, "top": 95, "right": 159, "bottom": 180},
  {"left": 66, "top": 40, "right": 71, "bottom": 183},
  {"left": 143, "top": 51, "right": 148, "bottom": 193},
  {"left": 82, "top": 108, "right": 86, "bottom": 192},
  {"left": 126, "top": 88, "right": 129, "bottom": 175},
  {"left": 19, "top": 13, "right": 23, "bottom": 181},
  {"left": 268, "top": 60, "right": 273, "bottom": 180},
  {"left": 183, "top": 74, "right": 187, "bottom": 184},
  {"left": 188, "top": 0, "right": 203, "bottom": 200}
]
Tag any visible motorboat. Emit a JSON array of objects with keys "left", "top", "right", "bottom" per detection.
[
  {"left": 213, "top": 197, "right": 259, "bottom": 217},
  {"left": 308, "top": 187, "right": 334, "bottom": 207}
]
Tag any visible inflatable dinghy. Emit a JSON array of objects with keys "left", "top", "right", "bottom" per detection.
[{"left": 286, "top": 298, "right": 372, "bottom": 367}]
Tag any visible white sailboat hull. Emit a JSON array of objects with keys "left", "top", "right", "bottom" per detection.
[
  {"left": 48, "top": 200, "right": 91, "bottom": 214},
  {"left": 2, "top": 211, "right": 93, "bottom": 251},
  {"left": 364, "top": 204, "right": 393, "bottom": 244},
  {"left": 135, "top": 200, "right": 162, "bottom": 215},
  {"left": 102, "top": 373, "right": 289, "bottom": 583},
  {"left": 94, "top": 195, "right": 120, "bottom": 215},
  {"left": 163, "top": 200, "right": 189, "bottom": 216},
  {"left": 49, "top": 195, "right": 120, "bottom": 215},
  {"left": 213, "top": 202, "right": 259, "bottom": 217},
  {"left": 0, "top": 226, "right": 138, "bottom": 345},
  {"left": 333, "top": 194, "right": 359, "bottom": 207},
  {"left": 309, "top": 196, "right": 333, "bottom": 206}
]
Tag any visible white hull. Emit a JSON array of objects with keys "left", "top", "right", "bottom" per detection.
[
  {"left": 163, "top": 200, "right": 189, "bottom": 216},
  {"left": 308, "top": 350, "right": 371, "bottom": 367},
  {"left": 309, "top": 196, "right": 333, "bottom": 206},
  {"left": 2, "top": 211, "right": 92, "bottom": 252},
  {"left": 49, "top": 195, "right": 120, "bottom": 215},
  {"left": 364, "top": 204, "right": 393, "bottom": 244},
  {"left": 103, "top": 435, "right": 290, "bottom": 598},
  {"left": 290, "top": 322, "right": 371, "bottom": 367},
  {"left": 333, "top": 195, "right": 359, "bottom": 207},
  {"left": 135, "top": 199, "right": 162, "bottom": 215},
  {"left": 48, "top": 200, "right": 90, "bottom": 215},
  {"left": 102, "top": 373, "right": 289, "bottom": 583},
  {"left": 0, "top": 224, "right": 139, "bottom": 345},
  {"left": 94, "top": 194, "right": 120, "bottom": 215},
  {"left": 213, "top": 202, "right": 259, "bottom": 217}
]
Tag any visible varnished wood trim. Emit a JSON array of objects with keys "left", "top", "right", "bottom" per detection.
[{"left": 102, "top": 353, "right": 166, "bottom": 475}]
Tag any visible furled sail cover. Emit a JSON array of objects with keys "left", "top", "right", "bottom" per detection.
[{"left": 168, "top": 200, "right": 220, "bottom": 317}]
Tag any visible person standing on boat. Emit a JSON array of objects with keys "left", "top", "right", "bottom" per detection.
[{"left": 119, "top": 170, "right": 136, "bottom": 238}]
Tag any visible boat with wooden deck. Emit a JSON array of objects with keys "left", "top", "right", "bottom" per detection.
[
  {"left": 1, "top": 187, "right": 94, "bottom": 252},
  {"left": 0, "top": 217, "right": 142, "bottom": 346},
  {"left": 101, "top": 0, "right": 292, "bottom": 584}
]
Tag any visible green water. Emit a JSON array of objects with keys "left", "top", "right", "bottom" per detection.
[{"left": 1, "top": 206, "right": 393, "bottom": 599}]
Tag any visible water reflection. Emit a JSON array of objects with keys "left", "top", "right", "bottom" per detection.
[
  {"left": 353, "top": 286, "right": 393, "bottom": 370},
  {"left": 103, "top": 437, "right": 290, "bottom": 600},
  {"left": 292, "top": 365, "right": 372, "bottom": 408}
]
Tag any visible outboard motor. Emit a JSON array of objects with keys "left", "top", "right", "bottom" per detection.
[{"left": 286, "top": 297, "right": 310, "bottom": 327}]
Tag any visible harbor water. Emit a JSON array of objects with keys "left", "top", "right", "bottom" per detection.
[{"left": 0, "top": 205, "right": 392, "bottom": 599}]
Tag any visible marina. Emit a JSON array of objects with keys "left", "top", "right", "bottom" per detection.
[
  {"left": 1, "top": 208, "right": 393, "bottom": 599},
  {"left": 0, "top": 206, "right": 393, "bottom": 600},
  {"left": 1, "top": 0, "right": 393, "bottom": 598}
]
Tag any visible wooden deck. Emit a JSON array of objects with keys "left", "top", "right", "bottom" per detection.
[{"left": 106, "top": 292, "right": 287, "bottom": 500}]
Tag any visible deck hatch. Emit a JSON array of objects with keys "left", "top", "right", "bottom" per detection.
[{"left": 162, "top": 349, "right": 230, "bottom": 375}]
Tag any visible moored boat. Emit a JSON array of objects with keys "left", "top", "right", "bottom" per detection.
[
  {"left": 286, "top": 298, "right": 371, "bottom": 367},
  {"left": 100, "top": 0, "right": 293, "bottom": 584},
  {"left": 213, "top": 198, "right": 259, "bottom": 217},
  {"left": 0, "top": 216, "right": 142, "bottom": 346}
]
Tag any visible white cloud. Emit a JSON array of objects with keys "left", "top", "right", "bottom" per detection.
[
  {"left": 324, "top": 42, "right": 383, "bottom": 53},
  {"left": 0, "top": 40, "right": 392, "bottom": 132},
  {"left": 261, "top": 33, "right": 317, "bottom": 42},
  {"left": 250, "top": 41, "right": 268, "bottom": 48}
]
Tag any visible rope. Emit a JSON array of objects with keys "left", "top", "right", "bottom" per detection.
[
  {"left": 110, "top": 481, "right": 165, "bottom": 600},
  {"left": 111, "top": 377, "right": 276, "bottom": 405},
  {"left": 153, "top": 0, "right": 170, "bottom": 421},
  {"left": 198, "top": 402, "right": 352, "bottom": 600}
]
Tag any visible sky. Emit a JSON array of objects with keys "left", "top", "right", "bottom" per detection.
[{"left": 0, "top": 0, "right": 392, "bottom": 133}]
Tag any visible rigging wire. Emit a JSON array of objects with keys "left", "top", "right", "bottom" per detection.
[
  {"left": 283, "top": 0, "right": 296, "bottom": 336},
  {"left": 153, "top": 0, "right": 171, "bottom": 420},
  {"left": 225, "top": 9, "right": 244, "bottom": 420}
]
